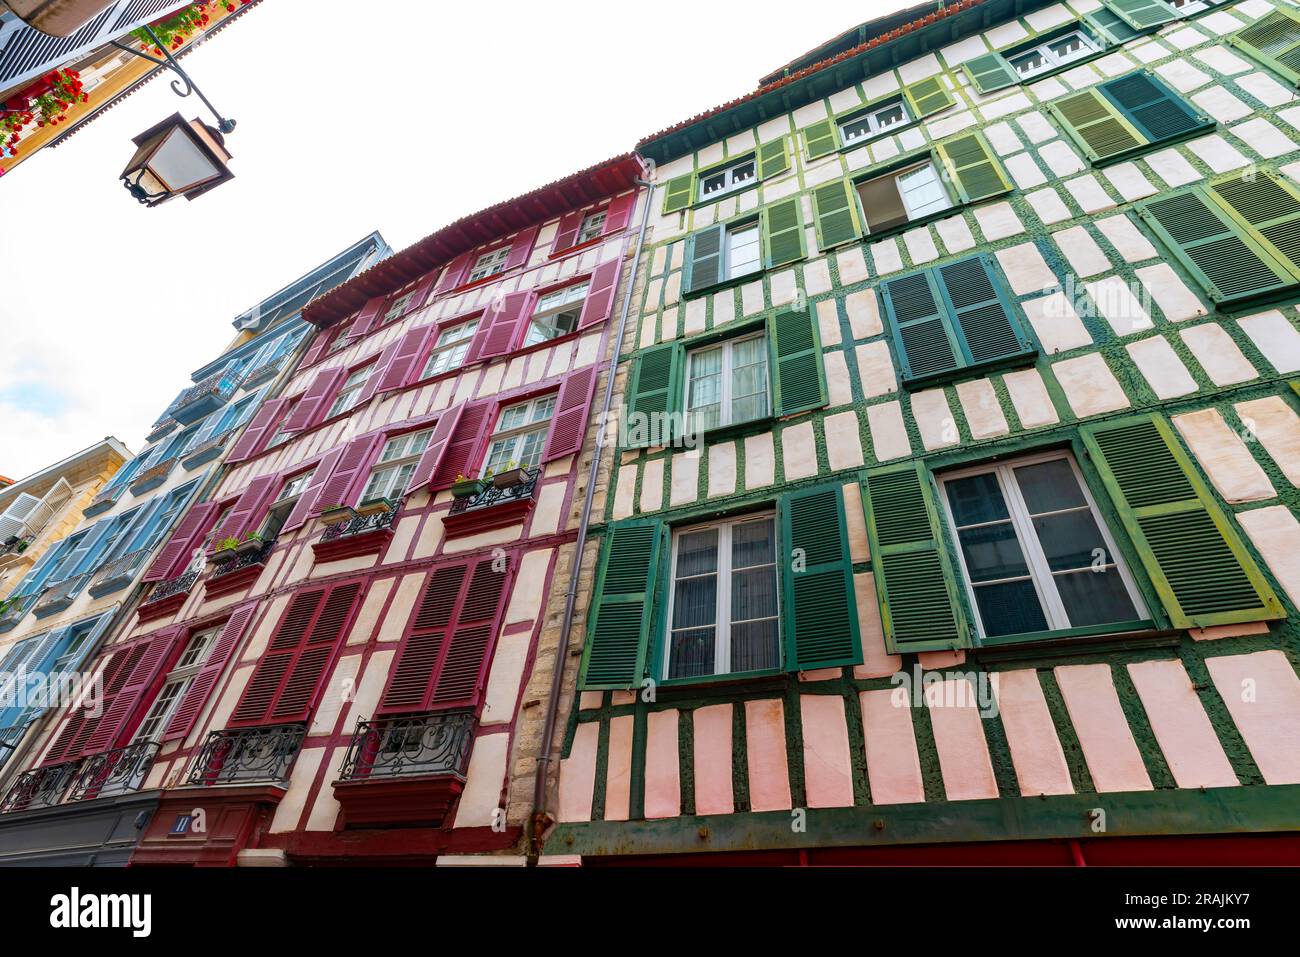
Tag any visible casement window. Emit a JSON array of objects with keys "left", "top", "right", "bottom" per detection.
[
  {"left": 467, "top": 246, "right": 511, "bottom": 284},
  {"left": 524, "top": 282, "right": 588, "bottom": 346},
  {"left": 421, "top": 319, "right": 479, "bottom": 378},
  {"left": 129, "top": 481, "right": 199, "bottom": 557},
  {"left": 665, "top": 514, "right": 780, "bottom": 680},
  {"left": 482, "top": 395, "right": 556, "bottom": 474},
  {"left": 1228, "top": 6, "right": 1300, "bottom": 88},
  {"left": 1048, "top": 70, "right": 1212, "bottom": 166},
  {"left": 360, "top": 429, "right": 434, "bottom": 502},
  {"left": 839, "top": 98, "right": 912, "bottom": 145},
  {"left": 1136, "top": 171, "right": 1300, "bottom": 307},
  {"left": 259, "top": 471, "right": 313, "bottom": 541},
  {"left": 576, "top": 211, "right": 606, "bottom": 245},
  {"left": 699, "top": 157, "right": 756, "bottom": 201},
  {"left": 662, "top": 139, "right": 791, "bottom": 214},
  {"left": 1009, "top": 30, "right": 1098, "bottom": 79},
  {"left": 682, "top": 219, "right": 762, "bottom": 294},
  {"left": 856, "top": 160, "right": 953, "bottom": 234},
  {"left": 966, "top": 28, "right": 1102, "bottom": 92},
  {"left": 804, "top": 80, "right": 953, "bottom": 161},
  {"left": 131, "top": 626, "right": 218, "bottom": 743},
  {"left": 684, "top": 333, "right": 769, "bottom": 433},
  {"left": 379, "top": 291, "right": 415, "bottom": 327},
  {"left": 325, "top": 365, "right": 372, "bottom": 418}
]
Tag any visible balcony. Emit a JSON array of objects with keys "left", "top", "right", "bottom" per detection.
[
  {"left": 144, "top": 417, "right": 178, "bottom": 444},
  {"left": 137, "top": 569, "right": 201, "bottom": 623},
  {"left": 240, "top": 354, "right": 287, "bottom": 389},
  {"left": 181, "top": 429, "right": 234, "bottom": 470},
  {"left": 0, "top": 593, "right": 37, "bottom": 633},
  {"left": 313, "top": 505, "right": 398, "bottom": 562},
  {"left": 170, "top": 371, "right": 243, "bottom": 426},
  {"left": 205, "top": 538, "right": 274, "bottom": 598},
  {"left": 186, "top": 724, "right": 306, "bottom": 787},
  {"left": 128, "top": 456, "right": 179, "bottom": 496},
  {"left": 87, "top": 549, "right": 151, "bottom": 599},
  {"left": 0, "top": 537, "right": 32, "bottom": 571},
  {"left": 0, "top": 761, "right": 81, "bottom": 813},
  {"left": 82, "top": 485, "right": 121, "bottom": 519},
  {"left": 443, "top": 468, "right": 541, "bottom": 537},
  {"left": 0, "top": 742, "right": 161, "bottom": 814},
  {"left": 32, "top": 572, "right": 92, "bottom": 618},
  {"left": 333, "top": 711, "right": 474, "bottom": 828}
]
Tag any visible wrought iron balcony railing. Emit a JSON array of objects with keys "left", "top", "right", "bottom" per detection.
[
  {"left": 33, "top": 572, "right": 93, "bottom": 617},
  {"left": 447, "top": 468, "right": 542, "bottom": 516},
  {"left": 64, "top": 742, "right": 162, "bottom": 803},
  {"left": 129, "top": 456, "right": 179, "bottom": 495},
  {"left": 337, "top": 711, "right": 475, "bottom": 782},
  {"left": 88, "top": 549, "right": 151, "bottom": 598},
  {"left": 143, "top": 569, "right": 201, "bottom": 607},
  {"left": 0, "top": 760, "right": 82, "bottom": 813},
  {"left": 0, "top": 593, "right": 38, "bottom": 632},
  {"left": 186, "top": 724, "right": 307, "bottom": 787},
  {"left": 169, "top": 370, "right": 243, "bottom": 425},
  {"left": 318, "top": 507, "right": 398, "bottom": 544},
  {"left": 181, "top": 429, "right": 234, "bottom": 470},
  {"left": 241, "top": 354, "right": 287, "bottom": 389},
  {"left": 209, "top": 539, "right": 275, "bottom": 580}
]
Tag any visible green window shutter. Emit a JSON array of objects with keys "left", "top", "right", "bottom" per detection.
[
  {"left": 1099, "top": 71, "right": 1212, "bottom": 146},
  {"left": 779, "top": 483, "right": 862, "bottom": 670},
  {"left": 683, "top": 224, "right": 726, "bottom": 295},
  {"left": 1137, "top": 186, "right": 1298, "bottom": 305},
  {"left": 801, "top": 118, "right": 838, "bottom": 160},
  {"left": 811, "top": 179, "right": 861, "bottom": 251},
  {"left": 761, "top": 197, "right": 805, "bottom": 269},
  {"left": 1208, "top": 170, "right": 1300, "bottom": 278},
  {"left": 903, "top": 76, "right": 954, "bottom": 118},
  {"left": 1049, "top": 88, "right": 1146, "bottom": 164},
  {"left": 767, "top": 307, "right": 826, "bottom": 416},
  {"left": 758, "top": 136, "right": 791, "bottom": 179},
  {"left": 1086, "top": 7, "right": 1141, "bottom": 45},
  {"left": 578, "top": 520, "right": 666, "bottom": 689},
  {"left": 880, "top": 268, "right": 961, "bottom": 381},
  {"left": 862, "top": 464, "right": 969, "bottom": 654},
  {"left": 662, "top": 173, "right": 696, "bottom": 214},
  {"left": 1081, "top": 415, "right": 1285, "bottom": 628},
  {"left": 1228, "top": 6, "right": 1300, "bottom": 87},
  {"left": 1105, "top": 0, "right": 1179, "bottom": 30},
  {"left": 964, "top": 52, "right": 1018, "bottom": 94},
  {"left": 934, "top": 132, "right": 1011, "bottom": 204},
  {"left": 934, "top": 255, "right": 1036, "bottom": 368},
  {"left": 624, "top": 342, "right": 682, "bottom": 448}
]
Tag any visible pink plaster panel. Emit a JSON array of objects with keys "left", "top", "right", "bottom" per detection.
[
  {"left": 643, "top": 709, "right": 681, "bottom": 819},
  {"left": 924, "top": 678, "right": 999, "bottom": 801},
  {"left": 1055, "top": 664, "right": 1153, "bottom": 793},
  {"left": 799, "top": 695, "right": 855, "bottom": 808},
  {"left": 692, "top": 704, "right": 734, "bottom": 816},
  {"left": 604, "top": 715, "right": 634, "bottom": 821},
  {"left": 744, "top": 698, "right": 792, "bottom": 812},
  {"left": 1205, "top": 650, "right": 1300, "bottom": 785},
  {"left": 853, "top": 572, "right": 902, "bottom": 679},
  {"left": 556, "top": 721, "right": 598, "bottom": 823},
  {"left": 860, "top": 689, "right": 925, "bottom": 805},
  {"left": 1127, "top": 659, "right": 1238, "bottom": 789},
  {"left": 993, "top": 669, "right": 1074, "bottom": 796}
]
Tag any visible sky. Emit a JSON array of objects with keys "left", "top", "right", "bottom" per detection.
[{"left": 0, "top": 0, "right": 907, "bottom": 480}]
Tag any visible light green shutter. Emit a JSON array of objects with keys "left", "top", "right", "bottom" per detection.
[
  {"left": 1208, "top": 171, "right": 1300, "bottom": 278},
  {"left": 779, "top": 483, "right": 862, "bottom": 670},
  {"left": 578, "top": 520, "right": 666, "bottom": 689},
  {"left": 862, "top": 464, "right": 969, "bottom": 654},
  {"left": 964, "top": 53, "right": 1018, "bottom": 94},
  {"left": 683, "top": 224, "right": 726, "bottom": 294},
  {"left": 802, "top": 118, "right": 839, "bottom": 160},
  {"left": 624, "top": 342, "right": 682, "bottom": 448},
  {"left": 762, "top": 197, "right": 805, "bottom": 269},
  {"left": 767, "top": 307, "right": 826, "bottom": 416},
  {"left": 1086, "top": 7, "right": 1142, "bottom": 45},
  {"left": 811, "top": 179, "right": 860, "bottom": 251},
  {"left": 1049, "top": 88, "right": 1146, "bottom": 164},
  {"left": 880, "top": 269, "right": 961, "bottom": 382},
  {"left": 903, "top": 77, "right": 954, "bottom": 118},
  {"left": 662, "top": 173, "right": 696, "bottom": 214},
  {"left": 1105, "top": 0, "right": 1179, "bottom": 30},
  {"left": 934, "top": 132, "right": 1011, "bottom": 204},
  {"left": 934, "top": 255, "right": 1036, "bottom": 369},
  {"left": 1228, "top": 5, "right": 1300, "bottom": 86},
  {"left": 1081, "top": 415, "right": 1285, "bottom": 628},
  {"left": 758, "top": 136, "right": 791, "bottom": 179}
]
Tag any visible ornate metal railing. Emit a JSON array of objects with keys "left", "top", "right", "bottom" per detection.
[
  {"left": 33, "top": 572, "right": 93, "bottom": 616},
  {"left": 318, "top": 507, "right": 398, "bottom": 543},
  {"left": 88, "top": 549, "right": 151, "bottom": 598},
  {"left": 181, "top": 429, "right": 233, "bottom": 469},
  {"left": 144, "top": 417, "right": 178, "bottom": 444},
  {"left": 0, "top": 593, "right": 38, "bottom": 632},
  {"left": 65, "top": 742, "right": 161, "bottom": 803},
  {"left": 337, "top": 711, "right": 475, "bottom": 782},
  {"left": 129, "top": 456, "right": 179, "bottom": 494},
  {"left": 186, "top": 724, "right": 307, "bottom": 786},
  {"left": 169, "top": 370, "right": 242, "bottom": 424},
  {"left": 209, "top": 539, "right": 275, "bottom": 579},
  {"left": 0, "top": 760, "right": 81, "bottom": 813},
  {"left": 447, "top": 468, "right": 542, "bottom": 516},
  {"left": 144, "top": 569, "right": 201, "bottom": 606},
  {"left": 241, "top": 355, "right": 286, "bottom": 389}
]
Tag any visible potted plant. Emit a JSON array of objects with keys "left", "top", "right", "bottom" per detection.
[
  {"left": 234, "top": 532, "right": 265, "bottom": 556},
  {"left": 210, "top": 537, "right": 241, "bottom": 564},
  {"left": 355, "top": 497, "right": 394, "bottom": 516},
  {"left": 319, "top": 503, "right": 357, "bottom": 526},
  {"left": 491, "top": 460, "right": 529, "bottom": 489},
  {"left": 451, "top": 474, "right": 487, "bottom": 499}
]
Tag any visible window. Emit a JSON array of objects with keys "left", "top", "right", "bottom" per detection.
[
  {"left": 482, "top": 396, "right": 555, "bottom": 474},
  {"left": 577, "top": 211, "right": 606, "bottom": 245},
  {"left": 666, "top": 514, "right": 780, "bottom": 679},
  {"left": 939, "top": 452, "right": 1146, "bottom": 639},
  {"left": 698, "top": 157, "right": 756, "bottom": 201},
  {"left": 524, "top": 283, "right": 588, "bottom": 346},
  {"left": 467, "top": 246, "right": 511, "bottom": 283},
  {"left": 325, "top": 365, "right": 372, "bottom": 418},
  {"left": 684, "top": 219, "right": 761, "bottom": 293},
  {"left": 855, "top": 160, "right": 953, "bottom": 234},
  {"left": 421, "top": 320, "right": 479, "bottom": 378},
  {"left": 1168, "top": 0, "right": 1207, "bottom": 11},
  {"left": 1008, "top": 30, "right": 1098, "bottom": 79},
  {"left": 130, "top": 483, "right": 198, "bottom": 556},
  {"left": 839, "top": 98, "right": 912, "bottom": 145},
  {"left": 260, "top": 472, "right": 313, "bottom": 540},
  {"left": 133, "top": 627, "right": 219, "bottom": 743},
  {"left": 383, "top": 292, "right": 415, "bottom": 324},
  {"left": 360, "top": 429, "right": 434, "bottom": 503},
  {"left": 684, "top": 334, "right": 769, "bottom": 433},
  {"left": 727, "top": 223, "right": 761, "bottom": 279}
]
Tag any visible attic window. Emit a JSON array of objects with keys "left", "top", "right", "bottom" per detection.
[
  {"left": 840, "top": 99, "right": 911, "bottom": 145},
  {"left": 699, "top": 158, "right": 756, "bottom": 201},
  {"left": 468, "top": 246, "right": 511, "bottom": 283},
  {"left": 1008, "top": 30, "right": 1097, "bottom": 79}
]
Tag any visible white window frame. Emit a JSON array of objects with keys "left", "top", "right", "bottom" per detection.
[
  {"left": 663, "top": 512, "right": 781, "bottom": 680},
  {"left": 576, "top": 210, "right": 607, "bottom": 245},
  {"left": 524, "top": 282, "right": 589, "bottom": 347},
  {"left": 856, "top": 160, "right": 954, "bottom": 232},
  {"left": 937, "top": 450, "right": 1148, "bottom": 640},
  {"left": 132, "top": 626, "right": 220, "bottom": 743},
  {"left": 1006, "top": 30, "right": 1098, "bottom": 80},
  {"left": 421, "top": 319, "right": 479, "bottom": 379},
  {"left": 326, "top": 365, "right": 372, "bottom": 418},
  {"left": 683, "top": 332, "right": 770, "bottom": 433},
  {"left": 383, "top": 291, "right": 415, "bottom": 324},
  {"left": 724, "top": 221, "right": 762, "bottom": 282},
  {"left": 839, "top": 98, "right": 913, "bottom": 145},
  {"left": 361, "top": 429, "right": 434, "bottom": 502},
  {"left": 698, "top": 157, "right": 757, "bottom": 202},
  {"left": 481, "top": 395, "right": 556, "bottom": 475},
  {"left": 468, "top": 246, "right": 511, "bottom": 283}
]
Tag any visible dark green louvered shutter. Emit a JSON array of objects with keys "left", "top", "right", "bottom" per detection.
[
  {"left": 1101, "top": 71, "right": 1212, "bottom": 145},
  {"left": 762, "top": 197, "right": 805, "bottom": 268},
  {"left": 802, "top": 118, "right": 839, "bottom": 160},
  {"left": 579, "top": 520, "right": 666, "bottom": 689},
  {"left": 1082, "top": 415, "right": 1284, "bottom": 628},
  {"left": 862, "top": 464, "right": 969, "bottom": 653},
  {"left": 1086, "top": 7, "right": 1141, "bottom": 44},
  {"left": 625, "top": 342, "right": 682, "bottom": 447},
  {"left": 811, "top": 179, "right": 860, "bottom": 251},
  {"left": 934, "top": 255, "right": 1036, "bottom": 369},
  {"left": 880, "top": 269, "right": 960, "bottom": 381},
  {"left": 1105, "top": 0, "right": 1179, "bottom": 30},
  {"left": 935, "top": 132, "right": 1011, "bottom": 203},
  {"left": 779, "top": 483, "right": 862, "bottom": 670},
  {"left": 768, "top": 307, "right": 826, "bottom": 416},
  {"left": 1208, "top": 171, "right": 1300, "bottom": 278},
  {"left": 964, "top": 53, "right": 1018, "bottom": 94},
  {"left": 903, "top": 77, "right": 954, "bottom": 118},
  {"left": 1137, "top": 187, "right": 1298, "bottom": 305},
  {"left": 1228, "top": 6, "right": 1300, "bottom": 86},
  {"left": 684, "top": 224, "right": 725, "bottom": 294},
  {"left": 758, "top": 136, "right": 792, "bottom": 178},
  {"left": 662, "top": 173, "right": 696, "bottom": 214}
]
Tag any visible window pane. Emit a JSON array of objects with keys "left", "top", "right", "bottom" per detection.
[
  {"left": 668, "top": 628, "right": 715, "bottom": 679},
  {"left": 732, "top": 567, "right": 777, "bottom": 622},
  {"left": 841, "top": 116, "right": 873, "bottom": 142},
  {"left": 516, "top": 428, "right": 547, "bottom": 469},
  {"left": 728, "top": 225, "right": 761, "bottom": 278},
  {"left": 974, "top": 579, "right": 1050, "bottom": 636},
  {"left": 730, "top": 337, "right": 769, "bottom": 424},
  {"left": 687, "top": 347, "right": 723, "bottom": 432},
  {"left": 945, "top": 473, "right": 1011, "bottom": 526},
  {"left": 676, "top": 528, "right": 719, "bottom": 577},
  {"left": 731, "top": 518, "right": 774, "bottom": 568},
  {"left": 731, "top": 619, "right": 779, "bottom": 672},
  {"left": 1032, "top": 510, "right": 1109, "bottom": 572},
  {"left": 1054, "top": 570, "right": 1140, "bottom": 627},
  {"left": 957, "top": 522, "right": 1032, "bottom": 582},
  {"left": 874, "top": 102, "right": 906, "bottom": 128},
  {"left": 1013, "top": 459, "right": 1087, "bottom": 513},
  {"left": 897, "top": 164, "right": 951, "bottom": 219},
  {"left": 673, "top": 575, "right": 717, "bottom": 629}
]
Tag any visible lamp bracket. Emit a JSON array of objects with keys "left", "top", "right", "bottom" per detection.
[{"left": 111, "top": 25, "right": 236, "bottom": 134}]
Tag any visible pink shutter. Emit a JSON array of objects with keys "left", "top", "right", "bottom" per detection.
[
  {"left": 408, "top": 272, "right": 438, "bottom": 312},
  {"left": 434, "top": 252, "right": 472, "bottom": 295},
  {"left": 505, "top": 225, "right": 539, "bottom": 270},
  {"left": 345, "top": 296, "right": 386, "bottom": 341},
  {"left": 83, "top": 629, "right": 182, "bottom": 754},
  {"left": 209, "top": 475, "right": 279, "bottom": 547},
  {"left": 281, "top": 367, "right": 346, "bottom": 433},
  {"left": 376, "top": 325, "right": 435, "bottom": 394},
  {"left": 356, "top": 339, "right": 402, "bottom": 407},
  {"left": 280, "top": 448, "right": 344, "bottom": 534},
  {"left": 315, "top": 434, "right": 383, "bottom": 510},
  {"left": 544, "top": 364, "right": 599, "bottom": 462},
  {"left": 300, "top": 329, "right": 332, "bottom": 368},
  {"left": 162, "top": 603, "right": 257, "bottom": 742},
  {"left": 577, "top": 255, "right": 623, "bottom": 330},
  {"left": 142, "top": 502, "right": 219, "bottom": 582},
  {"left": 551, "top": 210, "right": 584, "bottom": 255},
  {"left": 467, "top": 291, "right": 534, "bottom": 362},
  {"left": 407, "top": 404, "right": 466, "bottom": 494},
  {"left": 431, "top": 400, "right": 492, "bottom": 490},
  {"left": 226, "top": 398, "right": 288, "bottom": 464},
  {"left": 603, "top": 192, "right": 636, "bottom": 234}
]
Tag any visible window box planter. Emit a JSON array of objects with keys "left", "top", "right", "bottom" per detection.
[
  {"left": 205, "top": 540, "right": 274, "bottom": 598},
  {"left": 312, "top": 509, "right": 397, "bottom": 562},
  {"left": 355, "top": 497, "right": 395, "bottom": 517},
  {"left": 209, "top": 547, "right": 240, "bottom": 565},
  {"left": 319, "top": 505, "right": 357, "bottom": 526},
  {"left": 443, "top": 468, "right": 541, "bottom": 538},
  {"left": 234, "top": 537, "right": 266, "bottom": 557},
  {"left": 491, "top": 468, "right": 530, "bottom": 489},
  {"left": 450, "top": 478, "right": 487, "bottom": 499}
]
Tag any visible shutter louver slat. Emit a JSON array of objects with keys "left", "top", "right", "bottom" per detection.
[
  {"left": 408, "top": 404, "right": 465, "bottom": 494},
  {"left": 936, "top": 255, "right": 1033, "bottom": 366},
  {"left": 936, "top": 132, "right": 1011, "bottom": 203},
  {"left": 552, "top": 210, "right": 584, "bottom": 254},
  {"left": 344, "top": 296, "right": 386, "bottom": 341},
  {"left": 1100, "top": 71, "right": 1210, "bottom": 143},
  {"left": 801, "top": 119, "right": 838, "bottom": 160},
  {"left": 964, "top": 52, "right": 1018, "bottom": 94},
  {"left": 1051, "top": 88, "right": 1144, "bottom": 163},
  {"left": 281, "top": 450, "right": 344, "bottom": 535},
  {"left": 430, "top": 400, "right": 491, "bottom": 490},
  {"left": 434, "top": 252, "right": 473, "bottom": 295},
  {"left": 624, "top": 342, "right": 680, "bottom": 448},
  {"left": 577, "top": 255, "right": 623, "bottom": 330},
  {"left": 881, "top": 270, "right": 959, "bottom": 380},
  {"left": 82, "top": 630, "right": 181, "bottom": 754},
  {"left": 281, "top": 367, "right": 346, "bottom": 433},
  {"left": 357, "top": 340, "right": 402, "bottom": 405},
  {"left": 811, "top": 180, "right": 860, "bottom": 250},
  {"left": 314, "top": 435, "right": 382, "bottom": 512},
  {"left": 603, "top": 193, "right": 637, "bottom": 235},
  {"left": 467, "top": 291, "right": 534, "bottom": 362},
  {"left": 779, "top": 484, "right": 862, "bottom": 670},
  {"left": 661, "top": 174, "right": 695, "bottom": 214},
  {"left": 769, "top": 308, "right": 826, "bottom": 416},
  {"left": 762, "top": 196, "right": 805, "bottom": 268},
  {"left": 142, "top": 502, "right": 218, "bottom": 582},
  {"left": 208, "top": 475, "right": 279, "bottom": 550},
  {"left": 757, "top": 136, "right": 791, "bottom": 179},
  {"left": 1209, "top": 171, "right": 1300, "bottom": 277},
  {"left": 903, "top": 77, "right": 954, "bottom": 117},
  {"left": 684, "top": 225, "right": 725, "bottom": 294},
  {"left": 1229, "top": 7, "right": 1300, "bottom": 87},
  {"left": 225, "top": 398, "right": 288, "bottom": 464},
  {"left": 578, "top": 520, "right": 663, "bottom": 690},
  {"left": 543, "top": 364, "right": 599, "bottom": 462},
  {"left": 1107, "top": 0, "right": 1179, "bottom": 30}
]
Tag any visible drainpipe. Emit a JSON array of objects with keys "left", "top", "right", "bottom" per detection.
[{"left": 529, "top": 175, "right": 655, "bottom": 862}]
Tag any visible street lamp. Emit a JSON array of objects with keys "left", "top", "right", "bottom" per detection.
[{"left": 120, "top": 113, "right": 234, "bottom": 206}]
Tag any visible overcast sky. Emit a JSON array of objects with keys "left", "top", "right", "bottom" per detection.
[{"left": 0, "top": 0, "right": 905, "bottom": 480}]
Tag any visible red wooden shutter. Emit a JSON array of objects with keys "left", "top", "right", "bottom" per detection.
[
  {"left": 407, "top": 404, "right": 465, "bottom": 494},
  {"left": 603, "top": 192, "right": 636, "bottom": 234},
  {"left": 299, "top": 329, "right": 333, "bottom": 368},
  {"left": 467, "top": 291, "right": 534, "bottom": 362},
  {"left": 226, "top": 398, "right": 288, "bottom": 463},
  {"left": 434, "top": 252, "right": 472, "bottom": 294},
  {"left": 355, "top": 339, "right": 402, "bottom": 407},
  {"left": 208, "top": 475, "right": 278, "bottom": 548},
  {"left": 162, "top": 604, "right": 257, "bottom": 741},
  {"left": 379, "top": 565, "right": 466, "bottom": 713},
  {"left": 577, "top": 255, "right": 623, "bottom": 330},
  {"left": 552, "top": 210, "right": 584, "bottom": 255},
  {"left": 408, "top": 272, "right": 438, "bottom": 312},
  {"left": 431, "top": 400, "right": 491, "bottom": 490},
  {"left": 280, "top": 449, "right": 344, "bottom": 534},
  {"left": 281, "top": 367, "right": 346, "bottom": 433},
  {"left": 375, "top": 325, "right": 435, "bottom": 394},
  {"left": 82, "top": 629, "right": 182, "bottom": 754},
  {"left": 432, "top": 557, "right": 511, "bottom": 706},
  {"left": 314, "top": 434, "right": 382, "bottom": 510},
  {"left": 142, "top": 502, "right": 219, "bottom": 582},
  {"left": 42, "top": 648, "right": 132, "bottom": 765},
  {"left": 505, "top": 225, "right": 539, "bottom": 270},
  {"left": 544, "top": 365, "right": 599, "bottom": 462},
  {"left": 345, "top": 296, "right": 386, "bottom": 341}
]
